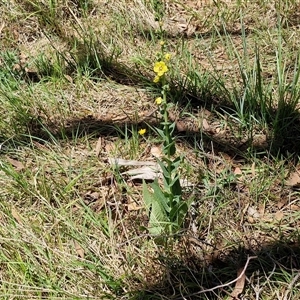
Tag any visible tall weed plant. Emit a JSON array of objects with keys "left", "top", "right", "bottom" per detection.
[{"left": 142, "top": 23, "right": 189, "bottom": 236}]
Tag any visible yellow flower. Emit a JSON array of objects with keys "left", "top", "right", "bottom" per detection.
[
  {"left": 164, "top": 53, "right": 171, "bottom": 61},
  {"left": 153, "top": 75, "right": 160, "bottom": 83},
  {"left": 160, "top": 40, "right": 165, "bottom": 46},
  {"left": 138, "top": 128, "right": 146, "bottom": 135},
  {"left": 155, "top": 97, "right": 162, "bottom": 105},
  {"left": 153, "top": 61, "right": 168, "bottom": 76}
]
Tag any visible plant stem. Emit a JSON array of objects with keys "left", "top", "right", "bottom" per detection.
[{"left": 161, "top": 88, "right": 171, "bottom": 185}]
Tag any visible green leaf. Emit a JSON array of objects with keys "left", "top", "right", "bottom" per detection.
[
  {"left": 170, "top": 176, "right": 182, "bottom": 197},
  {"left": 156, "top": 128, "right": 166, "bottom": 139},
  {"left": 164, "top": 141, "right": 176, "bottom": 156},
  {"left": 172, "top": 156, "right": 182, "bottom": 167},
  {"left": 156, "top": 159, "right": 170, "bottom": 179},
  {"left": 143, "top": 180, "right": 170, "bottom": 235},
  {"left": 169, "top": 200, "right": 188, "bottom": 226},
  {"left": 169, "top": 122, "right": 176, "bottom": 135},
  {"left": 148, "top": 200, "right": 168, "bottom": 235},
  {"left": 150, "top": 179, "right": 170, "bottom": 213}
]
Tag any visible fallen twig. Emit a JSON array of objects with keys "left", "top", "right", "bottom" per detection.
[{"left": 180, "top": 255, "right": 257, "bottom": 299}]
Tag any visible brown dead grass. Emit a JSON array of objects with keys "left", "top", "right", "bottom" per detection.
[{"left": 1, "top": 0, "right": 300, "bottom": 299}]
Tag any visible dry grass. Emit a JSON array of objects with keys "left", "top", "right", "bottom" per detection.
[{"left": 1, "top": 0, "right": 300, "bottom": 299}]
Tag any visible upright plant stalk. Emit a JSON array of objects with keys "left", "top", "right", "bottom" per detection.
[{"left": 141, "top": 27, "right": 188, "bottom": 236}]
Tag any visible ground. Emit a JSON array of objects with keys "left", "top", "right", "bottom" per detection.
[{"left": 0, "top": 0, "right": 300, "bottom": 299}]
